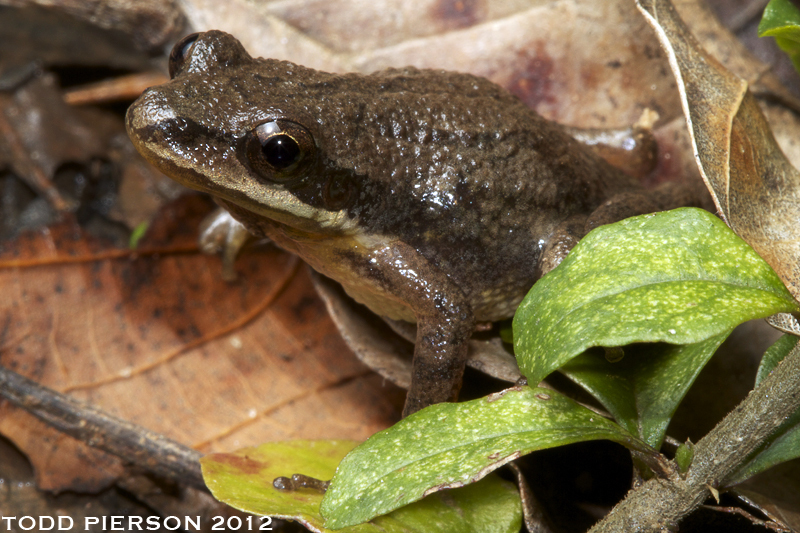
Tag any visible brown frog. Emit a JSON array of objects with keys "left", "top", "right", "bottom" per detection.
[{"left": 126, "top": 31, "right": 696, "bottom": 417}]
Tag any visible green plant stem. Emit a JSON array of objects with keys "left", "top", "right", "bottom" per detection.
[{"left": 589, "top": 340, "right": 800, "bottom": 532}]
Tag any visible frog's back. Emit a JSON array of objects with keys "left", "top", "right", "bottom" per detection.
[
  {"left": 145, "top": 44, "right": 641, "bottom": 322},
  {"left": 290, "top": 65, "right": 641, "bottom": 320}
]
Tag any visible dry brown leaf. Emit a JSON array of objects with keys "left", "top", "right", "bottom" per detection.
[
  {"left": 0, "top": 73, "right": 122, "bottom": 213},
  {"left": 734, "top": 459, "right": 800, "bottom": 532},
  {"left": 673, "top": 0, "right": 770, "bottom": 85},
  {"left": 637, "top": 0, "right": 800, "bottom": 301},
  {"left": 182, "top": 0, "right": 682, "bottom": 129},
  {"left": 0, "top": 5, "right": 156, "bottom": 72},
  {"left": 310, "top": 272, "right": 414, "bottom": 390},
  {"left": 0, "top": 196, "right": 403, "bottom": 491},
  {"left": 0, "top": 74, "right": 111, "bottom": 177},
  {"left": 0, "top": 0, "right": 187, "bottom": 53}
]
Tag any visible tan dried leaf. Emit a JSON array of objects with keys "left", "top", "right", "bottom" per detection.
[
  {"left": 0, "top": 197, "right": 403, "bottom": 491},
  {"left": 182, "top": 0, "right": 681, "bottom": 128}
]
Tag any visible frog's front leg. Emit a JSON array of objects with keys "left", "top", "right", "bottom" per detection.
[
  {"left": 365, "top": 243, "right": 475, "bottom": 417},
  {"left": 198, "top": 207, "right": 254, "bottom": 281}
]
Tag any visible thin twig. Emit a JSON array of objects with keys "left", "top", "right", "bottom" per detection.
[
  {"left": 0, "top": 244, "right": 199, "bottom": 269},
  {"left": 507, "top": 462, "right": 556, "bottom": 533},
  {"left": 0, "top": 365, "right": 205, "bottom": 490},
  {"left": 63, "top": 72, "right": 169, "bottom": 106}
]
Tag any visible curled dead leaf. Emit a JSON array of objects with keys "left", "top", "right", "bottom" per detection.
[
  {"left": 638, "top": 0, "right": 800, "bottom": 302},
  {"left": 734, "top": 459, "right": 800, "bottom": 532}
]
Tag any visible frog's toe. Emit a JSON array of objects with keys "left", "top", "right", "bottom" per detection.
[{"left": 198, "top": 207, "right": 255, "bottom": 281}]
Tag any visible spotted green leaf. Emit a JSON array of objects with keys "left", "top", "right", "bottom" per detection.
[
  {"left": 320, "top": 386, "right": 651, "bottom": 529},
  {"left": 727, "top": 335, "right": 800, "bottom": 485},
  {"left": 200, "top": 440, "right": 521, "bottom": 533},
  {"left": 514, "top": 208, "right": 798, "bottom": 387},
  {"left": 560, "top": 332, "right": 729, "bottom": 448},
  {"left": 759, "top": 0, "right": 800, "bottom": 73}
]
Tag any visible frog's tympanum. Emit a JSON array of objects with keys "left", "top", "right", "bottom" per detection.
[{"left": 127, "top": 31, "right": 696, "bottom": 417}]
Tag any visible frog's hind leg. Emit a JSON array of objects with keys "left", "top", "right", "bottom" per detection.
[
  {"left": 584, "top": 180, "right": 706, "bottom": 235},
  {"left": 540, "top": 181, "right": 702, "bottom": 278},
  {"left": 363, "top": 242, "right": 476, "bottom": 417},
  {"left": 583, "top": 191, "right": 662, "bottom": 233}
]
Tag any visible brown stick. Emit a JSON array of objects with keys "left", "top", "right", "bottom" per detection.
[{"left": 0, "top": 365, "right": 205, "bottom": 490}]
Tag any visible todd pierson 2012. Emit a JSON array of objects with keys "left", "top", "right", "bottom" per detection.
[{"left": 0, "top": 515, "right": 274, "bottom": 531}]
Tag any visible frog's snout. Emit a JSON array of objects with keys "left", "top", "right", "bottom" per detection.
[
  {"left": 125, "top": 92, "right": 180, "bottom": 178},
  {"left": 126, "top": 88, "right": 175, "bottom": 147},
  {"left": 125, "top": 96, "right": 148, "bottom": 151}
]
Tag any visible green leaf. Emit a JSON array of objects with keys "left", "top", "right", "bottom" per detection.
[
  {"left": 759, "top": 0, "right": 800, "bottom": 73},
  {"left": 200, "top": 440, "right": 521, "bottom": 533},
  {"left": 560, "top": 332, "right": 729, "bottom": 448},
  {"left": 321, "top": 386, "right": 651, "bottom": 529},
  {"left": 727, "top": 335, "right": 800, "bottom": 485},
  {"left": 514, "top": 208, "right": 798, "bottom": 386},
  {"left": 129, "top": 222, "right": 149, "bottom": 249},
  {"left": 675, "top": 440, "right": 694, "bottom": 474},
  {"left": 498, "top": 320, "right": 514, "bottom": 344},
  {"left": 756, "top": 333, "right": 799, "bottom": 385}
]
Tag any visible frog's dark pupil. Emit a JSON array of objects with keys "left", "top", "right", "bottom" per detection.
[{"left": 263, "top": 134, "right": 301, "bottom": 169}]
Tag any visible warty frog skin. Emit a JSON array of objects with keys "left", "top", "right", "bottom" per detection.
[{"left": 126, "top": 31, "right": 697, "bottom": 416}]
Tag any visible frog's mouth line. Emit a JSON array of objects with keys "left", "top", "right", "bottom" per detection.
[{"left": 219, "top": 183, "right": 361, "bottom": 235}]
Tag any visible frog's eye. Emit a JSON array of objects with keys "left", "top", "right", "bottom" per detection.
[
  {"left": 169, "top": 33, "right": 200, "bottom": 78},
  {"left": 244, "top": 119, "right": 316, "bottom": 181}
]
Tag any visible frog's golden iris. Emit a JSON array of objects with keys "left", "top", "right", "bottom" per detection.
[{"left": 244, "top": 119, "right": 316, "bottom": 181}]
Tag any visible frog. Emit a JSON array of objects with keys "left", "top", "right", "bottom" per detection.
[{"left": 126, "top": 30, "right": 698, "bottom": 417}]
